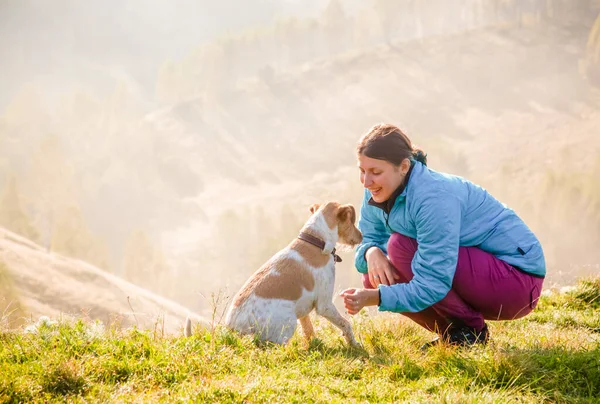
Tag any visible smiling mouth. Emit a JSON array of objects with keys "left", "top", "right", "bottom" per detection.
[{"left": 369, "top": 188, "right": 382, "bottom": 195}]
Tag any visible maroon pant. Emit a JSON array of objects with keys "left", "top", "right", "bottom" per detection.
[{"left": 362, "top": 233, "right": 544, "bottom": 334}]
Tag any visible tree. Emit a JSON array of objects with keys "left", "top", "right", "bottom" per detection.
[
  {"left": 50, "top": 205, "right": 110, "bottom": 271},
  {"left": 247, "top": 205, "right": 279, "bottom": 270},
  {"left": 122, "top": 230, "right": 170, "bottom": 292},
  {"left": 0, "top": 174, "right": 40, "bottom": 243},
  {"left": 278, "top": 204, "right": 305, "bottom": 249},
  {"left": 584, "top": 12, "right": 600, "bottom": 86},
  {"left": 532, "top": 153, "right": 600, "bottom": 273},
  {"left": 25, "top": 135, "right": 79, "bottom": 250},
  {"left": 0, "top": 85, "right": 52, "bottom": 174},
  {"left": 156, "top": 61, "right": 179, "bottom": 104},
  {"left": 321, "top": 0, "right": 350, "bottom": 54},
  {"left": 373, "top": 0, "right": 402, "bottom": 44}
]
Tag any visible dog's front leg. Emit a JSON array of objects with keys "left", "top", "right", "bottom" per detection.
[
  {"left": 298, "top": 315, "right": 315, "bottom": 341},
  {"left": 316, "top": 303, "right": 359, "bottom": 347}
]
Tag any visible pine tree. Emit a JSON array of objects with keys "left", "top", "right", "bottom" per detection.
[
  {"left": 156, "top": 61, "right": 178, "bottom": 104},
  {"left": 26, "top": 135, "right": 79, "bottom": 250},
  {"left": 0, "top": 174, "right": 40, "bottom": 242},
  {"left": 321, "top": 0, "right": 349, "bottom": 54},
  {"left": 278, "top": 204, "right": 304, "bottom": 249},
  {"left": 585, "top": 12, "right": 600, "bottom": 86},
  {"left": 0, "top": 85, "right": 52, "bottom": 174},
  {"left": 50, "top": 205, "right": 110, "bottom": 271},
  {"left": 123, "top": 230, "right": 170, "bottom": 292}
]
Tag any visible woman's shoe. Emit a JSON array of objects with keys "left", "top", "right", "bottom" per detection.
[
  {"left": 448, "top": 323, "right": 490, "bottom": 346},
  {"left": 420, "top": 323, "right": 490, "bottom": 350}
]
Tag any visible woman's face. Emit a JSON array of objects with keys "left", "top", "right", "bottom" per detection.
[{"left": 358, "top": 154, "right": 405, "bottom": 203}]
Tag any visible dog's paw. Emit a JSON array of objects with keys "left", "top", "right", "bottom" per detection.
[
  {"left": 307, "top": 337, "right": 326, "bottom": 351},
  {"left": 348, "top": 339, "right": 363, "bottom": 349},
  {"left": 347, "top": 341, "right": 369, "bottom": 356}
]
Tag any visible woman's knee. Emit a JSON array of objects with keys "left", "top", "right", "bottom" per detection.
[
  {"left": 389, "top": 233, "right": 418, "bottom": 253},
  {"left": 388, "top": 233, "right": 418, "bottom": 265}
]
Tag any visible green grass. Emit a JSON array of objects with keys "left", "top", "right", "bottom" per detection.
[{"left": 1, "top": 279, "right": 599, "bottom": 403}]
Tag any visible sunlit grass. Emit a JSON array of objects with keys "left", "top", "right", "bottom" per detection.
[
  {"left": 1, "top": 277, "right": 598, "bottom": 403},
  {"left": 0, "top": 261, "right": 26, "bottom": 330}
]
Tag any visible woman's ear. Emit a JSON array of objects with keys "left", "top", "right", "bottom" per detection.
[
  {"left": 402, "top": 157, "right": 411, "bottom": 175},
  {"left": 309, "top": 204, "right": 321, "bottom": 214}
]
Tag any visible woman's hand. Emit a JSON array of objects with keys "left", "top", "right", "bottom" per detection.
[
  {"left": 340, "top": 288, "right": 380, "bottom": 315},
  {"left": 365, "top": 247, "right": 401, "bottom": 287}
]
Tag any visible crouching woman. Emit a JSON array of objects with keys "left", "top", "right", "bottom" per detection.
[{"left": 341, "top": 124, "right": 545, "bottom": 348}]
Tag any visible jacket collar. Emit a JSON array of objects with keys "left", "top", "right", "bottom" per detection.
[{"left": 367, "top": 160, "right": 415, "bottom": 214}]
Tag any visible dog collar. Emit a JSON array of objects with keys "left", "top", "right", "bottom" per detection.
[{"left": 297, "top": 232, "right": 342, "bottom": 263}]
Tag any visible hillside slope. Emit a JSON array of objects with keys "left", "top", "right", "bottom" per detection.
[
  {"left": 144, "top": 20, "right": 599, "bottom": 189},
  {"left": 0, "top": 227, "right": 207, "bottom": 333}
]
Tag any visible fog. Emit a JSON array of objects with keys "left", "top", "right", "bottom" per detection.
[
  {"left": 0, "top": 0, "right": 364, "bottom": 107},
  {"left": 1, "top": 0, "right": 599, "bottom": 318}
]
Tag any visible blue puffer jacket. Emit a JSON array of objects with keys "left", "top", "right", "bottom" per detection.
[{"left": 355, "top": 161, "right": 546, "bottom": 313}]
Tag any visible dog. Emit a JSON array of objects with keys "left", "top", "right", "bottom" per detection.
[{"left": 188, "top": 202, "right": 362, "bottom": 346}]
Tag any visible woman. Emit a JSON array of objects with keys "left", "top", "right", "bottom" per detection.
[{"left": 341, "top": 124, "right": 545, "bottom": 348}]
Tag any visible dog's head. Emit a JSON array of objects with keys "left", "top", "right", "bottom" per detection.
[{"left": 309, "top": 202, "right": 363, "bottom": 247}]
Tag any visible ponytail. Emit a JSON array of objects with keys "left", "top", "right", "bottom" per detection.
[{"left": 412, "top": 148, "right": 427, "bottom": 166}]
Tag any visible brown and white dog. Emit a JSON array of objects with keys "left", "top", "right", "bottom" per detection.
[{"left": 220, "top": 202, "right": 362, "bottom": 346}]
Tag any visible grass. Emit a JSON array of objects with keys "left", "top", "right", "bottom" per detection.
[
  {"left": 0, "top": 261, "right": 26, "bottom": 329},
  {"left": 0, "top": 278, "right": 599, "bottom": 403}
]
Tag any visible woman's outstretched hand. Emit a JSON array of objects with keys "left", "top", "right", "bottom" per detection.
[
  {"left": 365, "top": 247, "right": 401, "bottom": 287},
  {"left": 340, "top": 288, "right": 380, "bottom": 315}
]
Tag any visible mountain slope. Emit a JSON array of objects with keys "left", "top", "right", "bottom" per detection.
[{"left": 0, "top": 227, "right": 208, "bottom": 333}]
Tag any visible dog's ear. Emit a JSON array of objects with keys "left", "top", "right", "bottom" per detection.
[
  {"left": 309, "top": 204, "right": 321, "bottom": 214},
  {"left": 337, "top": 204, "right": 356, "bottom": 223}
]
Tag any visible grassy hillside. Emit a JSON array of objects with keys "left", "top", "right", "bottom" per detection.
[
  {"left": 0, "top": 261, "right": 26, "bottom": 330},
  {"left": 0, "top": 227, "right": 208, "bottom": 334},
  {"left": 1, "top": 278, "right": 598, "bottom": 403}
]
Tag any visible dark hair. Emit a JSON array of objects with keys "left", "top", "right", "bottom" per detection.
[{"left": 356, "top": 123, "right": 427, "bottom": 166}]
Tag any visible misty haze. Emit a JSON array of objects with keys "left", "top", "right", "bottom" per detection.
[{"left": 1, "top": 0, "right": 599, "bottom": 330}]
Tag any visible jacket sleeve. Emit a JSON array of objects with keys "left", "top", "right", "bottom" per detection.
[
  {"left": 378, "top": 192, "right": 461, "bottom": 313},
  {"left": 354, "top": 190, "right": 391, "bottom": 274}
]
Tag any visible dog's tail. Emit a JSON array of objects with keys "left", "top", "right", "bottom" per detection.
[{"left": 183, "top": 317, "right": 192, "bottom": 337}]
